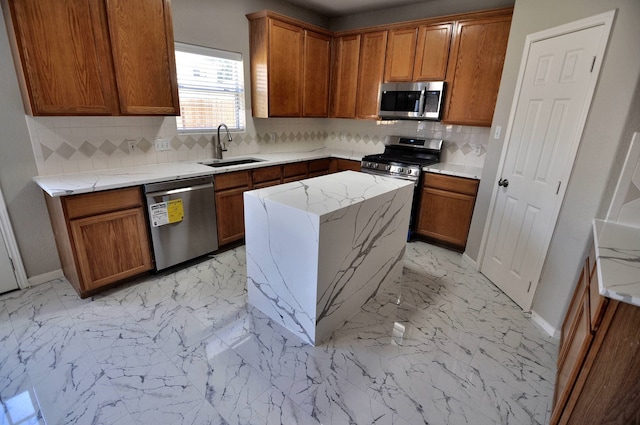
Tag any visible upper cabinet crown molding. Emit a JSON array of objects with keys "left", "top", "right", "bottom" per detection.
[{"left": 2, "top": 0, "right": 180, "bottom": 116}]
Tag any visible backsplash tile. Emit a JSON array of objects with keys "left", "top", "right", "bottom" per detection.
[{"left": 25, "top": 115, "right": 489, "bottom": 176}]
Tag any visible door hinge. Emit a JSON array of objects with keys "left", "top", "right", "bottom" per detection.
[
  {"left": 556, "top": 181, "right": 561, "bottom": 195},
  {"left": 527, "top": 281, "right": 532, "bottom": 293},
  {"left": 590, "top": 56, "right": 596, "bottom": 73}
]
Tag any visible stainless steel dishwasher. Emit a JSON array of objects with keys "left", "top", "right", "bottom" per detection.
[{"left": 144, "top": 176, "right": 218, "bottom": 271}]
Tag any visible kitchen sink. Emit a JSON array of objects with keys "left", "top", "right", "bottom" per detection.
[{"left": 200, "top": 158, "right": 264, "bottom": 168}]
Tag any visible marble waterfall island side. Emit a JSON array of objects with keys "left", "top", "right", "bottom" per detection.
[{"left": 244, "top": 171, "right": 414, "bottom": 346}]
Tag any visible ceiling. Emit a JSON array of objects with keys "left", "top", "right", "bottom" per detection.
[{"left": 283, "top": 0, "right": 432, "bottom": 17}]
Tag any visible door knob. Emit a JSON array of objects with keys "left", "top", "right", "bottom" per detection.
[{"left": 498, "top": 178, "right": 509, "bottom": 187}]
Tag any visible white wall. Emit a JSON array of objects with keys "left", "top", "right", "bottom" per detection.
[
  {"left": 0, "top": 10, "right": 60, "bottom": 277},
  {"left": 464, "top": 0, "right": 640, "bottom": 329}
]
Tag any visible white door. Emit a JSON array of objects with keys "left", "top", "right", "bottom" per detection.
[
  {"left": 481, "top": 12, "right": 614, "bottom": 310},
  {"left": 0, "top": 185, "right": 25, "bottom": 295},
  {"left": 0, "top": 237, "right": 18, "bottom": 294}
]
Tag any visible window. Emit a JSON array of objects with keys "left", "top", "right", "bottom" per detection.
[{"left": 174, "top": 43, "right": 245, "bottom": 132}]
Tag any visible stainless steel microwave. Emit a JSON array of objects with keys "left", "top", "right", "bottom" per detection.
[{"left": 379, "top": 81, "right": 445, "bottom": 121}]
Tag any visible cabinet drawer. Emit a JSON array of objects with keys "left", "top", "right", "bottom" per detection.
[
  {"left": 252, "top": 165, "right": 282, "bottom": 184},
  {"left": 423, "top": 173, "right": 479, "bottom": 195},
  {"left": 283, "top": 161, "right": 308, "bottom": 178},
  {"left": 308, "top": 158, "right": 331, "bottom": 173},
  {"left": 64, "top": 187, "right": 142, "bottom": 219},
  {"left": 215, "top": 171, "right": 251, "bottom": 191}
]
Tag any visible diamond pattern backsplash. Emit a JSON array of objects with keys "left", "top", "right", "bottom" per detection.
[{"left": 26, "top": 115, "right": 490, "bottom": 176}]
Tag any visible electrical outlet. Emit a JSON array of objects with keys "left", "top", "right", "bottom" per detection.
[
  {"left": 269, "top": 133, "right": 276, "bottom": 143},
  {"left": 340, "top": 132, "right": 347, "bottom": 142},
  {"left": 474, "top": 144, "right": 482, "bottom": 156},
  {"left": 126, "top": 139, "right": 137, "bottom": 153},
  {"left": 154, "top": 138, "right": 170, "bottom": 151},
  {"left": 494, "top": 126, "right": 502, "bottom": 139}
]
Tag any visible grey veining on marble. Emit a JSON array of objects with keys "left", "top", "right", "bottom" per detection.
[
  {"left": 244, "top": 171, "right": 414, "bottom": 345},
  {"left": 0, "top": 241, "right": 557, "bottom": 425},
  {"left": 593, "top": 219, "right": 640, "bottom": 306}
]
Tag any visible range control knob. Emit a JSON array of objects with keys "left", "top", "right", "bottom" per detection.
[
  {"left": 385, "top": 165, "right": 391, "bottom": 171},
  {"left": 374, "top": 163, "right": 379, "bottom": 169},
  {"left": 398, "top": 167, "right": 404, "bottom": 173}
]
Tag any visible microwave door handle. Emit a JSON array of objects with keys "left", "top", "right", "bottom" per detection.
[{"left": 418, "top": 88, "right": 426, "bottom": 116}]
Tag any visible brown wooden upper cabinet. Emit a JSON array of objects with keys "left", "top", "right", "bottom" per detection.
[
  {"left": 384, "top": 23, "right": 452, "bottom": 82},
  {"left": 3, "top": 0, "right": 180, "bottom": 116},
  {"left": 247, "top": 11, "right": 331, "bottom": 118},
  {"left": 329, "top": 34, "right": 361, "bottom": 118},
  {"left": 443, "top": 12, "right": 512, "bottom": 126},
  {"left": 330, "top": 31, "right": 387, "bottom": 119}
]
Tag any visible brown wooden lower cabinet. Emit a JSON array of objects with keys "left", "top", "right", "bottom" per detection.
[
  {"left": 415, "top": 172, "right": 479, "bottom": 250},
  {"left": 550, "top": 242, "right": 639, "bottom": 424},
  {"left": 308, "top": 158, "right": 331, "bottom": 177},
  {"left": 44, "top": 186, "right": 153, "bottom": 298},
  {"left": 214, "top": 170, "right": 251, "bottom": 247},
  {"left": 330, "top": 158, "right": 361, "bottom": 173},
  {"left": 283, "top": 161, "right": 308, "bottom": 183}
]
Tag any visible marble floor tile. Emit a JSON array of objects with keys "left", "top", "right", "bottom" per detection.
[{"left": 0, "top": 241, "right": 558, "bottom": 424}]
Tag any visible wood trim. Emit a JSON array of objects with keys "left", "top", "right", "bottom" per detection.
[
  {"left": 249, "top": 16, "right": 269, "bottom": 118},
  {"left": 333, "top": 7, "right": 513, "bottom": 37},
  {"left": 246, "top": 10, "right": 332, "bottom": 36},
  {"left": 44, "top": 194, "right": 82, "bottom": 294}
]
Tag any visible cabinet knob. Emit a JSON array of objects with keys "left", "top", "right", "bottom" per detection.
[{"left": 498, "top": 178, "right": 509, "bottom": 187}]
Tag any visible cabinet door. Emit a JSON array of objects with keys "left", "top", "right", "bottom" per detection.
[
  {"left": 330, "top": 34, "right": 361, "bottom": 118},
  {"left": 215, "top": 187, "right": 247, "bottom": 246},
  {"left": 444, "top": 15, "right": 511, "bottom": 126},
  {"left": 70, "top": 207, "right": 152, "bottom": 291},
  {"left": 106, "top": 0, "right": 180, "bottom": 115},
  {"left": 7, "top": 0, "right": 119, "bottom": 115},
  {"left": 268, "top": 19, "right": 303, "bottom": 117},
  {"left": 414, "top": 23, "right": 452, "bottom": 81},
  {"left": 416, "top": 187, "right": 476, "bottom": 249},
  {"left": 384, "top": 27, "right": 417, "bottom": 82},
  {"left": 356, "top": 31, "right": 388, "bottom": 119},
  {"left": 303, "top": 30, "right": 331, "bottom": 117},
  {"left": 550, "top": 280, "right": 592, "bottom": 424}
]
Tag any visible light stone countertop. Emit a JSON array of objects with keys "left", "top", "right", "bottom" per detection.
[
  {"left": 592, "top": 219, "right": 640, "bottom": 307},
  {"left": 33, "top": 148, "right": 364, "bottom": 197},
  {"left": 423, "top": 163, "right": 483, "bottom": 180},
  {"left": 34, "top": 146, "right": 485, "bottom": 197}
]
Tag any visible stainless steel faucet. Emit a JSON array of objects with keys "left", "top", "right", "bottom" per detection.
[{"left": 215, "top": 124, "right": 232, "bottom": 159}]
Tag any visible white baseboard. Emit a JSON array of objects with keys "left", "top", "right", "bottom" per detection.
[
  {"left": 530, "top": 310, "right": 559, "bottom": 338},
  {"left": 461, "top": 252, "right": 478, "bottom": 270},
  {"left": 27, "top": 269, "right": 64, "bottom": 287}
]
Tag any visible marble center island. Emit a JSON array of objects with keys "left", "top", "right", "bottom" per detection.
[{"left": 244, "top": 171, "right": 414, "bottom": 345}]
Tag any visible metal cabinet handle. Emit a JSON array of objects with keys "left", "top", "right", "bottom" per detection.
[{"left": 498, "top": 178, "right": 509, "bottom": 187}]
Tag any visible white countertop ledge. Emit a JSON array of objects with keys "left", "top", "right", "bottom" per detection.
[
  {"left": 33, "top": 148, "right": 365, "bottom": 197},
  {"left": 593, "top": 219, "right": 640, "bottom": 307},
  {"left": 423, "top": 163, "right": 483, "bottom": 180}
]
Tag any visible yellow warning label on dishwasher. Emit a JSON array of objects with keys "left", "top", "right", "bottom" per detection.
[
  {"left": 149, "top": 199, "right": 184, "bottom": 227},
  {"left": 167, "top": 199, "right": 184, "bottom": 223}
]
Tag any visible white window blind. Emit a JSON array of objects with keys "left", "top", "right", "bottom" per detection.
[{"left": 174, "top": 42, "right": 245, "bottom": 132}]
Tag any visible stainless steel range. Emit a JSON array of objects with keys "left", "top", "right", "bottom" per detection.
[
  {"left": 361, "top": 135, "right": 443, "bottom": 236},
  {"left": 361, "top": 136, "right": 442, "bottom": 183}
]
